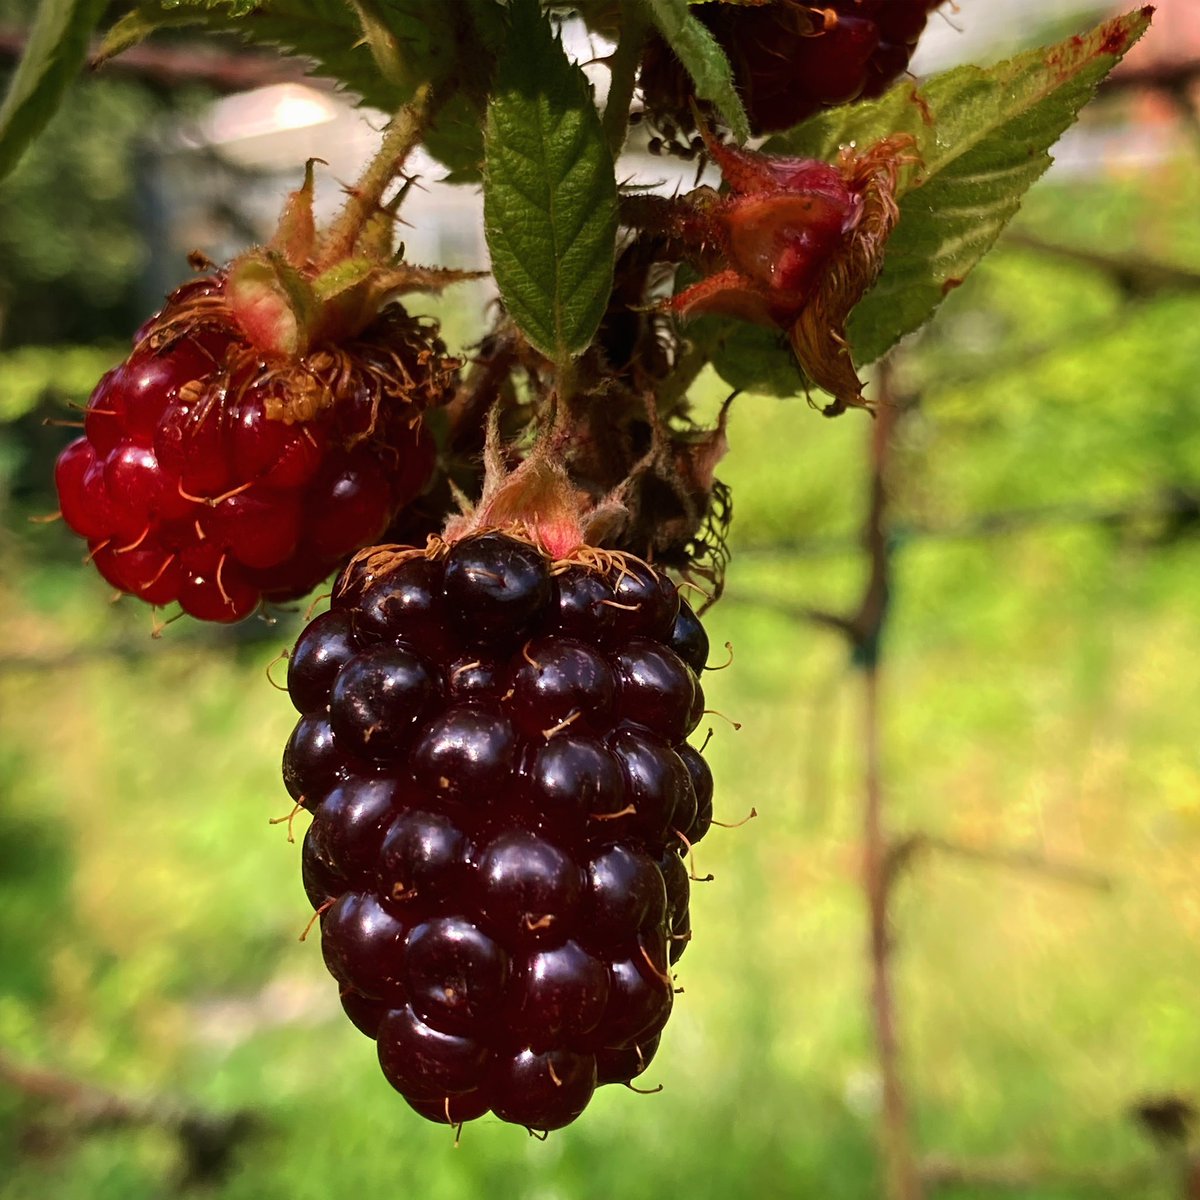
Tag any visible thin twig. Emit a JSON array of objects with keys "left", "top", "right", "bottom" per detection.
[
  {"left": 790, "top": 366, "right": 921, "bottom": 1197},
  {"left": 1102, "top": 58, "right": 1200, "bottom": 97},
  {"left": 892, "top": 834, "right": 1115, "bottom": 894},
  {"left": 858, "top": 374, "right": 924, "bottom": 1200},
  {"left": 1003, "top": 232, "right": 1200, "bottom": 299},
  {"left": 0, "top": 1052, "right": 257, "bottom": 1185},
  {"left": 0, "top": 30, "right": 311, "bottom": 92},
  {"left": 1166, "top": 86, "right": 1200, "bottom": 159},
  {"left": 920, "top": 1151, "right": 1160, "bottom": 1192},
  {"left": 722, "top": 487, "right": 1200, "bottom": 564}
]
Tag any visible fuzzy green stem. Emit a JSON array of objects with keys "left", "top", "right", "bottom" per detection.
[
  {"left": 347, "top": 0, "right": 409, "bottom": 91},
  {"left": 653, "top": 338, "right": 708, "bottom": 416},
  {"left": 602, "top": 4, "right": 647, "bottom": 159},
  {"left": 551, "top": 357, "right": 580, "bottom": 435},
  {"left": 317, "top": 83, "right": 432, "bottom": 269}
]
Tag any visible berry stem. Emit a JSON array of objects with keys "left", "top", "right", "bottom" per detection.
[
  {"left": 317, "top": 84, "right": 433, "bottom": 269},
  {"left": 601, "top": 3, "right": 648, "bottom": 159},
  {"left": 346, "top": 0, "right": 410, "bottom": 91}
]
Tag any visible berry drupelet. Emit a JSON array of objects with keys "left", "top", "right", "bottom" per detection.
[{"left": 284, "top": 531, "right": 714, "bottom": 1132}]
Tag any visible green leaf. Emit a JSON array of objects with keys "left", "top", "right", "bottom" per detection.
[
  {"left": 422, "top": 0, "right": 506, "bottom": 179},
  {"left": 424, "top": 91, "right": 486, "bottom": 182},
  {"left": 768, "top": 7, "right": 1154, "bottom": 370},
  {"left": 97, "top": 0, "right": 457, "bottom": 109},
  {"left": 0, "top": 0, "right": 108, "bottom": 182},
  {"left": 640, "top": 0, "right": 749, "bottom": 143},
  {"left": 484, "top": 0, "right": 618, "bottom": 363},
  {"left": 699, "top": 319, "right": 809, "bottom": 399}
]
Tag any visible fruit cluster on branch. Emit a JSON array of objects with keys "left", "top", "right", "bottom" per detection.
[{"left": 37, "top": 0, "right": 1150, "bottom": 1138}]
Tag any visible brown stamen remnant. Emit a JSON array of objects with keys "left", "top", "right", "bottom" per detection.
[
  {"left": 542, "top": 710, "right": 582, "bottom": 740},
  {"left": 140, "top": 553, "right": 176, "bottom": 595},
  {"left": 268, "top": 802, "right": 303, "bottom": 843},
  {"left": 708, "top": 641, "right": 735, "bottom": 671},
  {"left": 114, "top": 526, "right": 151, "bottom": 555},
  {"left": 673, "top": 826, "right": 704, "bottom": 884},
  {"left": 149, "top": 607, "right": 184, "bottom": 640},
  {"left": 303, "top": 591, "right": 333, "bottom": 622},
  {"left": 265, "top": 648, "right": 290, "bottom": 691},
  {"left": 639, "top": 942, "right": 672, "bottom": 985},
  {"left": 215, "top": 552, "right": 233, "bottom": 606},
  {"left": 625, "top": 1080, "right": 664, "bottom": 1095},
  {"left": 209, "top": 479, "right": 255, "bottom": 506},
  {"left": 298, "top": 898, "right": 334, "bottom": 941},
  {"left": 711, "top": 806, "right": 758, "bottom": 829},
  {"left": 703, "top": 708, "right": 742, "bottom": 731},
  {"left": 590, "top": 803, "right": 637, "bottom": 821},
  {"left": 676, "top": 579, "right": 712, "bottom": 605}
]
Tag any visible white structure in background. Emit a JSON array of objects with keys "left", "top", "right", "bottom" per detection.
[{"left": 170, "top": 82, "right": 487, "bottom": 273}]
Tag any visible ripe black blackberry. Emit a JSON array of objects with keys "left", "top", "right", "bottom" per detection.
[{"left": 284, "top": 532, "right": 715, "bottom": 1131}]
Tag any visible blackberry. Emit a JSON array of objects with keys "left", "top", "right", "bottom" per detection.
[
  {"left": 285, "top": 533, "right": 716, "bottom": 1131},
  {"left": 642, "top": 0, "right": 944, "bottom": 136}
]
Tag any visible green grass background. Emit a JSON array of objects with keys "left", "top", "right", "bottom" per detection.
[{"left": 1, "top": 130, "right": 1199, "bottom": 1200}]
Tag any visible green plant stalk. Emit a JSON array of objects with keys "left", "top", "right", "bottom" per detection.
[{"left": 602, "top": 3, "right": 647, "bottom": 159}]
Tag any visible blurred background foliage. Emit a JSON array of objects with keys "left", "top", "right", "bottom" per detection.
[{"left": 1, "top": 2, "right": 1199, "bottom": 1198}]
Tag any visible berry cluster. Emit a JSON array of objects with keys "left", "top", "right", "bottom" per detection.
[
  {"left": 284, "top": 532, "right": 713, "bottom": 1130},
  {"left": 643, "top": 0, "right": 944, "bottom": 136},
  {"left": 55, "top": 281, "right": 454, "bottom": 622}
]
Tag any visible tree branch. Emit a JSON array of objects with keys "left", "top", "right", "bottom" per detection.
[
  {"left": 1003, "top": 232, "right": 1200, "bottom": 299},
  {"left": 857, "top": 369, "right": 924, "bottom": 1200},
  {"left": 0, "top": 1052, "right": 258, "bottom": 1186},
  {"left": 0, "top": 29, "right": 312, "bottom": 94},
  {"left": 889, "top": 833, "right": 1115, "bottom": 894}
]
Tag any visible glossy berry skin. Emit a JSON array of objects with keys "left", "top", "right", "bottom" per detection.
[
  {"left": 643, "top": 0, "right": 943, "bottom": 136},
  {"left": 286, "top": 534, "right": 716, "bottom": 1131},
  {"left": 55, "top": 278, "right": 453, "bottom": 621}
]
